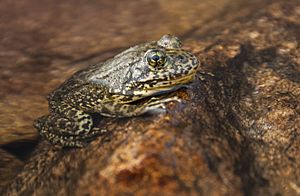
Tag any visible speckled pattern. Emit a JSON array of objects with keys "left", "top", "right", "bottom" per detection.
[
  {"left": 1, "top": 0, "right": 300, "bottom": 195},
  {"left": 0, "top": 0, "right": 236, "bottom": 147},
  {"left": 34, "top": 35, "right": 199, "bottom": 147}
]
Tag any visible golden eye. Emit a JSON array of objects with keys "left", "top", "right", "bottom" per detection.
[{"left": 146, "top": 49, "right": 166, "bottom": 67}]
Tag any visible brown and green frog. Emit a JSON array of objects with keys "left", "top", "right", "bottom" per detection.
[{"left": 34, "top": 35, "right": 199, "bottom": 147}]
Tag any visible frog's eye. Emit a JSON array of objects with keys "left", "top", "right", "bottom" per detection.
[{"left": 146, "top": 49, "right": 166, "bottom": 67}]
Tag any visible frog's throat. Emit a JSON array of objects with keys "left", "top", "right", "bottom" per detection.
[{"left": 133, "top": 73, "right": 195, "bottom": 97}]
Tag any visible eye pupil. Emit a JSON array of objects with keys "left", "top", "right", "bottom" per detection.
[
  {"left": 152, "top": 55, "right": 160, "bottom": 61},
  {"left": 146, "top": 49, "right": 166, "bottom": 67}
]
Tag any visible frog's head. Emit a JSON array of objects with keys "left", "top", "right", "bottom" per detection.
[
  {"left": 124, "top": 34, "right": 199, "bottom": 99},
  {"left": 88, "top": 34, "right": 199, "bottom": 102}
]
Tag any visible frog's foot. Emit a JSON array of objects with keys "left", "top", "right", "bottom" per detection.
[
  {"left": 142, "top": 96, "right": 181, "bottom": 114},
  {"left": 146, "top": 96, "right": 181, "bottom": 105},
  {"left": 41, "top": 131, "right": 88, "bottom": 148},
  {"left": 40, "top": 127, "right": 107, "bottom": 148},
  {"left": 34, "top": 113, "right": 107, "bottom": 148},
  {"left": 143, "top": 103, "right": 166, "bottom": 114},
  {"left": 197, "top": 71, "right": 215, "bottom": 81}
]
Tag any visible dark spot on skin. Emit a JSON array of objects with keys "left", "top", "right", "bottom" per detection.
[
  {"left": 187, "top": 53, "right": 194, "bottom": 57},
  {"left": 59, "top": 121, "right": 66, "bottom": 129},
  {"left": 149, "top": 83, "right": 154, "bottom": 87},
  {"left": 183, "top": 69, "right": 189, "bottom": 74},
  {"left": 186, "top": 64, "right": 192, "bottom": 70},
  {"left": 82, "top": 123, "right": 90, "bottom": 130},
  {"left": 177, "top": 55, "right": 184, "bottom": 60},
  {"left": 90, "top": 113, "right": 101, "bottom": 126}
]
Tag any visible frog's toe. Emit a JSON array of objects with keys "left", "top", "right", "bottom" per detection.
[
  {"left": 91, "top": 127, "right": 108, "bottom": 135},
  {"left": 147, "top": 107, "right": 167, "bottom": 115},
  {"left": 147, "top": 96, "right": 182, "bottom": 107},
  {"left": 196, "top": 71, "right": 215, "bottom": 81},
  {"left": 144, "top": 103, "right": 167, "bottom": 114}
]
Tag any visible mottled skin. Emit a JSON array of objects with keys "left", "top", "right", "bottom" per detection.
[{"left": 34, "top": 35, "right": 199, "bottom": 147}]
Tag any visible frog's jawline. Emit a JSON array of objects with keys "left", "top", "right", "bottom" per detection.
[
  {"left": 147, "top": 84, "right": 186, "bottom": 97},
  {"left": 128, "top": 84, "right": 188, "bottom": 106},
  {"left": 133, "top": 73, "right": 195, "bottom": 97}
]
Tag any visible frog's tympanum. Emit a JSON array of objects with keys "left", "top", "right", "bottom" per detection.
[{"left": 34, "top": 35, "right": 199, "bottom": 147}]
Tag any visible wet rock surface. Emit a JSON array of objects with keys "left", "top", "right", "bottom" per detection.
[{"left": 1, "top": 0, "right": 300, "bottom": 195}]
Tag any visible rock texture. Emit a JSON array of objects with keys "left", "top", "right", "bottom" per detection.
[
  {"left": 1, "top": 0, "right": 300, "bottom": 195},
  {"left": 0, "top": 149, "right": 23, "bottom": 188}
]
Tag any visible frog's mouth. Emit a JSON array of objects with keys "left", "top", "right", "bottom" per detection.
[
  {"left": 134, "top": 73, "right": 196, "bottom": 97},
  {"left": 154, "top": 73, "right": 195, "bottom": 88}
]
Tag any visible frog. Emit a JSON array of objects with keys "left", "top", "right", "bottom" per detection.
[{"left": 34, "top": 34, "right": 200, "bottom": 147}]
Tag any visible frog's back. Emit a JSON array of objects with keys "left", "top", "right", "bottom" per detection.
[
  {"left": 48, "top": 41, "right": 154, "bottom": 101},
  {"left": 47, "top": 67, "right": 98, "bottom": 103},
  {"left": 34, "top": 34, "right": 200, "bottom": 148}
]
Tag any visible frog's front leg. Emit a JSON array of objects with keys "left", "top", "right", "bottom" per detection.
[
  {"left": 34, "top": 107, "right": 106, "bottom": 147},
  {"left": 137, "top": 96, "right": 182, "bottom": 115},
  {"left": 98, "top": 96, "right": 181, "bottom": 117}
]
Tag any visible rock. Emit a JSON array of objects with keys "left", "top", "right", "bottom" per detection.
[
  {"left": 1, "top": 0, "right": 300, "bottom": 195},
  {"left": 0, "top": 149, "right": 23, "bottom": 190},
  {"left": 0, "top": 0, "right": 238, "bottom": 146}
]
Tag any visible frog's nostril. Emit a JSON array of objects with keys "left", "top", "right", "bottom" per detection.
[
  {"left": 177, "top": 55, "right": 184, "bottom": 60},
  {"left": 177, "top": 55, "right": 188, "bottom": 63}
]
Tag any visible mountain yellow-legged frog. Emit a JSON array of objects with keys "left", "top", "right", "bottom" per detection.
[{"left": 34, "top": 35, "right": 199, "bottom": 147}]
